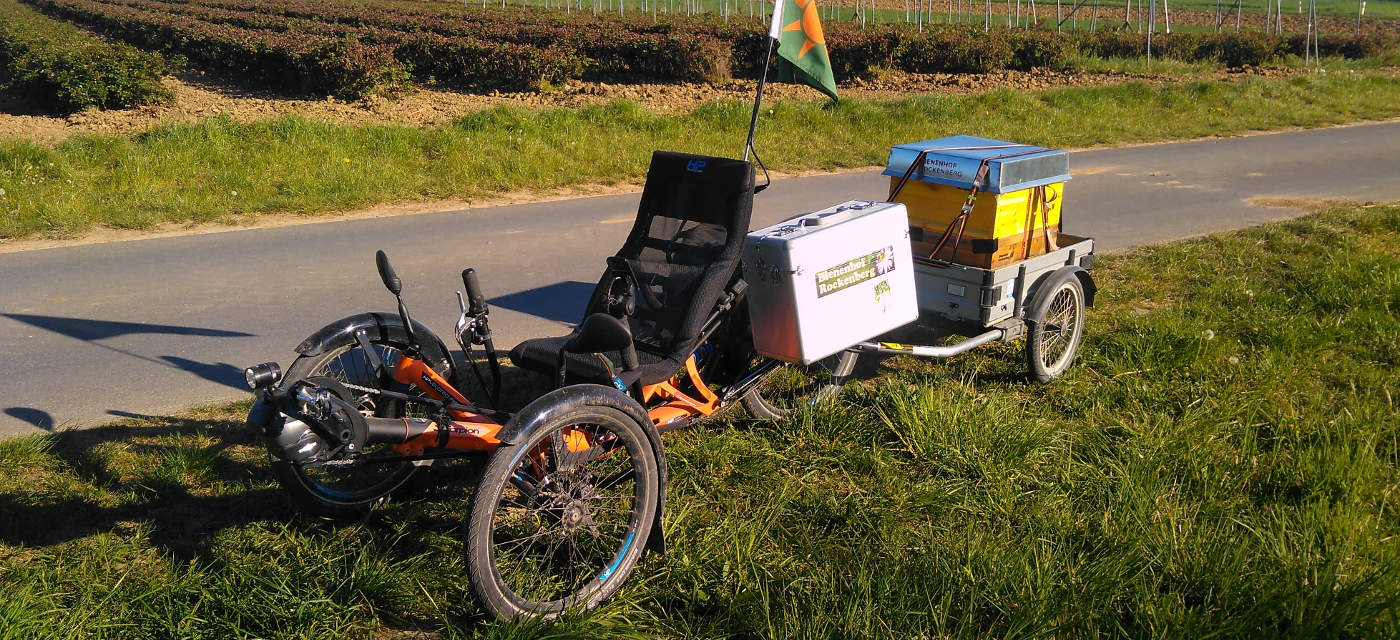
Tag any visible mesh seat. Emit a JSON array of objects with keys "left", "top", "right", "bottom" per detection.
[{"left": 510, "top": 151, "right": 755, "bottom": 386}]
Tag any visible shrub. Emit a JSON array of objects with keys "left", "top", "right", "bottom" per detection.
[
  {"left": 1008, "top": 30, "right": 1075, "bottom": 70},
  {"left": 1196, "top": 32, "right": 1282, "bottom": 67},
  {"left": 899, "top": 27, "right": 1014, "bottom": 74},
  {"left": 0, "top": 0, "right": 169, "bottom": 113}
]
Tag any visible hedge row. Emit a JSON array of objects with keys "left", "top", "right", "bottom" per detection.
[
  {"left": 18, "top": 0, "right": 1400, "bottom": 100},
  {"left": 24, "top": 0, "right": 410, "bottom": 97},
  {"left": 0, "top": 0, "right": 169, "bottom": 113},
  {"left": 22, "top": 0, "right": 733, "bottom": 96}
]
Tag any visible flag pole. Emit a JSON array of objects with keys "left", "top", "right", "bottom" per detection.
[
  {"left": 742, "top": 37, "right": 776, "bottom": 162},
  {"left": 744, "top": 1, "right": 782, "bottom": 162}
]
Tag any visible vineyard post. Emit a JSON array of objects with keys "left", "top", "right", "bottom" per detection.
[
  {"left": 1147, "top": 0, "right": 1154, "bottom": 64},
  {"left": 1092, "top": 0, "right": 1099, "bottom": 30},
  {"left": 1304, "top": 0, "right": 1311, "bottom": 64},
  {"left": 1356, "top": 0, "right": 1361, "bottom": 37},
  {"left": 1057, "top": 0, "right": 1061, "bottom": 30},
  {"left": 1162, "top": 0, "right": 1168, "bottom": 32},
  {"left": 984, "top": 0, "right": 990, "bottom": 30},
  {"left": 1311, "top": 0, "right": 1319, "bottom": 65}
]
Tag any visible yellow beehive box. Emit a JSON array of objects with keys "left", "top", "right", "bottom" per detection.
[{"left": 891, "top": 177, "right": 1064, "bottom": 241}]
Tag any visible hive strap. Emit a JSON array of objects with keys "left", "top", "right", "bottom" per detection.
[
  {"left": 926, "top": 160, "right": 991, "bottom": 261},
  {"left": 1041, "top": 185, "right": 1059, "bottom": 253},
  {"left": 1021, "top": 185, "right": 1061, "bottom": 260},
  {"left": 884, "top": 144, "right": 1053, "bottom": 263}
]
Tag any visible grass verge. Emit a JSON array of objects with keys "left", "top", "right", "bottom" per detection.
[
  {"left": 2, "top": 201, "right": 1398, "bottom": 637},
  {"left": 2, "top": 71, "right": 1399, "bottom": 240}
]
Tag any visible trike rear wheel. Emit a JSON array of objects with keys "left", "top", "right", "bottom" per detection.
[
  {"left": 741, "top": 349, "right": 860, "bottom": 420},
  {"left": 465, "top": 403, "right": 659, "bottom": 619},
  {"left": 270, "top": 334, "right": 445, "bottom": 517}
]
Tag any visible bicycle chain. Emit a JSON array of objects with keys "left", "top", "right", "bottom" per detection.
[{"left": 338, "top": 381, "right": 380, "bottom": 396}]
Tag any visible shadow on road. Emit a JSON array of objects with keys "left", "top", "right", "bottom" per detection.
[
  {"left": 3, "top": 313, "right": 257, "bottom": 394},
  {"left": 489, "top": 281, "right": 593, "bottom": 325},
  {"left": 4, "top": 407, "right": 56, "bottom": 431},
  {"left": 3, "top": 314, "right": 254, "bottom": 341},
  {"left": 160, "top": 355, "right": 248, "bottom": 390}
]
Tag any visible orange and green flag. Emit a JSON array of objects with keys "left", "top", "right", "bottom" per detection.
[{"left": 769, "top": 0, "right": 838, "bottom": 102}]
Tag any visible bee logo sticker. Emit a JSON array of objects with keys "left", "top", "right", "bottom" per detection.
[{"left": 814, "top": 246, "right": 895, "bottom": 298}]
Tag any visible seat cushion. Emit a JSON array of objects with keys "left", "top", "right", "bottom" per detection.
[{"left": 510, "top": 335, "right": 684, "bottom": 387}]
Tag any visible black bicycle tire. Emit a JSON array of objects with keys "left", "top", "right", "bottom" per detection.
[
  {"left": 1025, "top": 275, "right": 1086, "bottom": 382},
  {"left": 464, "top": 404, "right": 659, "bottom": 620},
  {"left": 269, "top": 333, "right": 447, "bottom": 517},
  {"left": 741, "top": 350, "right": 859, "bottom": 420}
]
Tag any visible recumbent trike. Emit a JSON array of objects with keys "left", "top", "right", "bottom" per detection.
[{"left": 243, "top": 150, "right": 1094, "bottom": 620}]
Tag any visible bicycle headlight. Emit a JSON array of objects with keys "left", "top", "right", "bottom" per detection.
[{"left": 244, "top": 362, "right": 282, "bottom": 390}]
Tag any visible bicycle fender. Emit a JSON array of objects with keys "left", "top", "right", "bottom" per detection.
[
  {"left": 1028, "top": 266, "right": 1096, "bottom": 310},
  {"left": 497, "top": 384, "right": 669, "bottom": 554},
  {"left": 293, "top": 311, "right": 455, "bottom": 373}
]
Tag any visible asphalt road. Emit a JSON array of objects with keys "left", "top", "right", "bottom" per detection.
[{"left": 3, "top": 121, "right": 1399, "bottom": 437}]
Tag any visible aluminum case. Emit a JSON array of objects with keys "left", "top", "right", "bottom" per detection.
[{"left": 743, "top": 201, "right": 919, "bottom": 364}]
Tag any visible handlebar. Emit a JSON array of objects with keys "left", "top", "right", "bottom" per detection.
[{"left": 462, "top": 268, "right": 487, "bottom": 316}]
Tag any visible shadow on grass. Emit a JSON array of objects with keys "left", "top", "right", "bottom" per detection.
[
  {"left": 0, "top": 367, "right": 544, "bottom": 566},
  {"left": 0, "top": 413, "right": 292, "bottom": 559}
]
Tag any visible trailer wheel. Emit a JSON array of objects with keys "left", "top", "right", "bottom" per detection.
[{"left": 1025, "top": 273, "right": 1086, "bottom": 382}]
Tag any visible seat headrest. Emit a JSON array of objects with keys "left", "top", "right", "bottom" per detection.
[{"left": 642, "top": 151, "right": 755, "bottom": 227}]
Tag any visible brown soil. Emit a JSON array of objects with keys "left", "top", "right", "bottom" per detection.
[{"left": 0, "top": 65, "right": 1304, "bottom": 143}]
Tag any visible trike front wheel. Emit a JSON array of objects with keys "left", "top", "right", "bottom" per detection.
[
  {"left": 270, "top": 332, "right": 445, "bottom": 517},
  {"left": 465, "top": 401, "right": 659, "bottom": 619}
]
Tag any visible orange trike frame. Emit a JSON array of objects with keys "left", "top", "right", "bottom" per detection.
[{"left": 386, "top": 351, "right": 720, "bottom": 457}]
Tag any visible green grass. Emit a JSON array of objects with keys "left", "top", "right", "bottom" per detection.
[
  {"left": 3, "top": 71, "right": 1400, "bottom": 240},
  {"left": 1057, "top": 50, "right": 1227, "bottom": 72},
  {"left": 3, "top": 201, "right": 1398, "bottom": 637},
  {"left": 1161, "top": 0, "right": 1400, "bottom": 19}
]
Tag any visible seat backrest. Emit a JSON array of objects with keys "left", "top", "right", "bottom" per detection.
[{"left": 584, "top": 151, "right": 755, "bottom": 361}]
